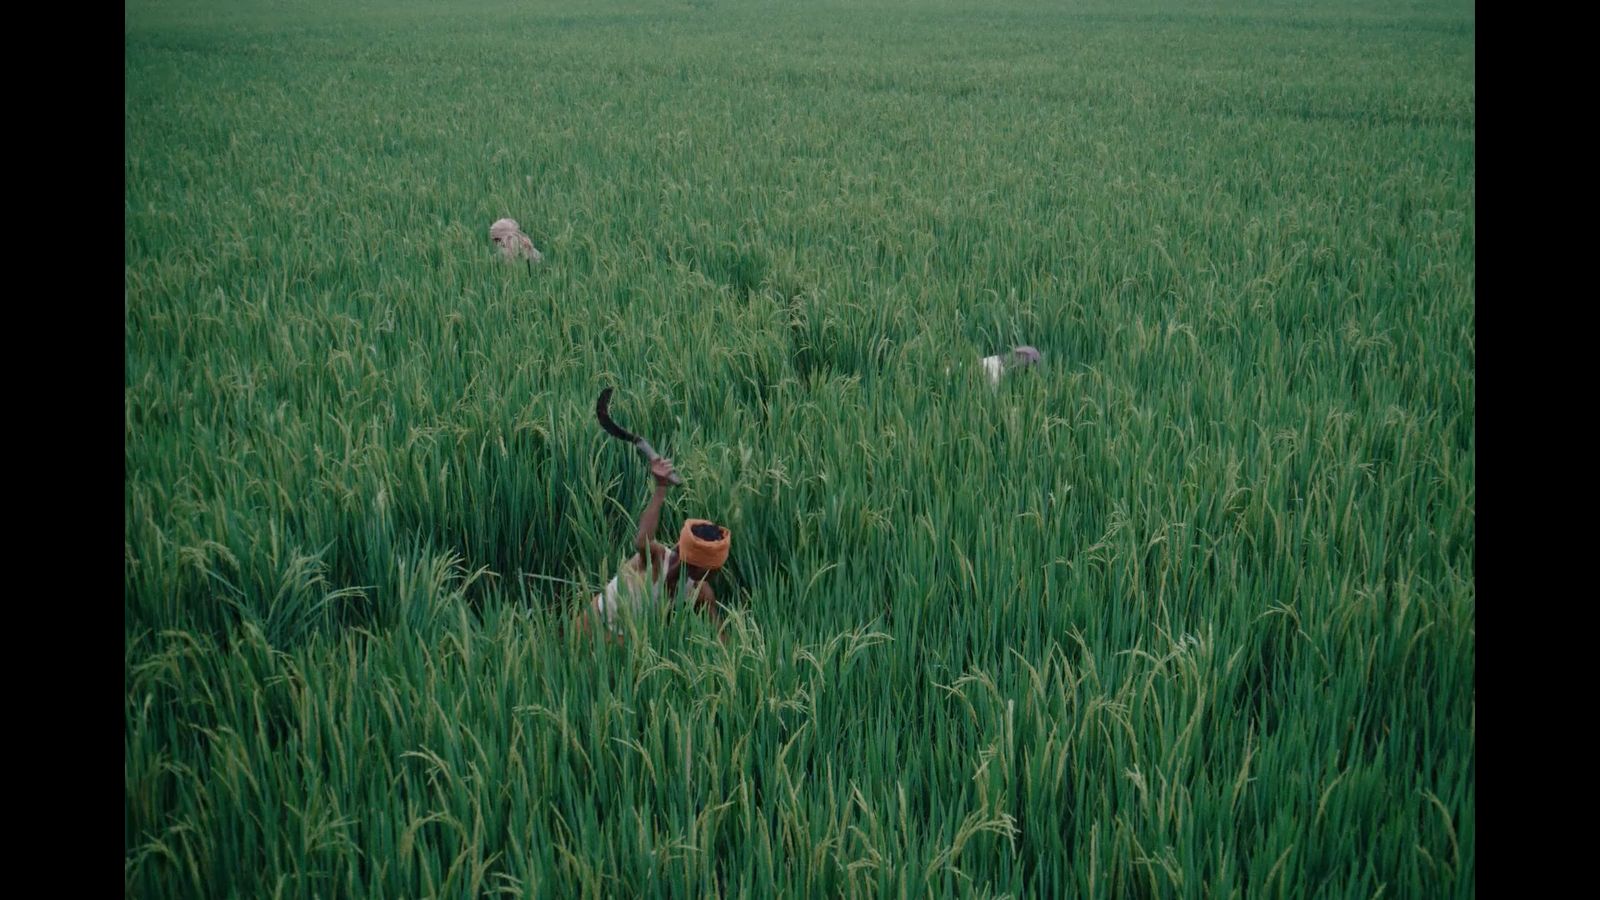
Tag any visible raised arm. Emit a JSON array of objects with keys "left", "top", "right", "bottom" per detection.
[{"left": 633, "top": 457, "right": 678, "bottom": 576}]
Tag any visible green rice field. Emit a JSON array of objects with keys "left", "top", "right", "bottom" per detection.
[{"left": 125, "top": 0, "right": 1475, "bottom": 896}]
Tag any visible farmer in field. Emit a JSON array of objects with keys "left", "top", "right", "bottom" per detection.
[
  {"left": 489, "top": 218, "right": 542, "bottom": 266},
  {"left": 946, "top": 345, "right": 1042, "bottom": 386},
  {"left": 980, "top": 345, "right": 1041, "bottom": 385},
  {"left": 578, "top": 456, "right": 729, "bottom": 641}
]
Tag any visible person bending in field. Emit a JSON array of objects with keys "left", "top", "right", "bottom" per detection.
[
  {"left": 943, "top": 345, "right": 1042, "bottom": 387},
  {"left": 979, "top": 345, "right": 1041, "bottom": 386},
  {"left": 578, "top": 457, "right": 729, "bottom": 641}
]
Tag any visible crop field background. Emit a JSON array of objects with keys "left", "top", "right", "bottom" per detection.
[{"left": 125, "top": 0, "right": 1474, "bottom": 896}]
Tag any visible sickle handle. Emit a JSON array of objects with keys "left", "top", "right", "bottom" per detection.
[{"left": 634, "top": 440, "right": 684, "bottom": 486}]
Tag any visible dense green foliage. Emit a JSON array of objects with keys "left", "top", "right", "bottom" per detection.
[{"left": 126, "top": 1, "right": 1474, "bottom": 896}]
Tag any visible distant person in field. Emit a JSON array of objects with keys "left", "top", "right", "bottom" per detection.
[
  {"left": 489, "top": 218, "right": 542, "bottom": 264},
  {"left": 980, "top": 345, "right": 1041, "bottom": 385},
  {"left": 947, "top": 345, "right": 1042, "bottom": 386},
  {"left": 578, "top": 457, "right": 729, "bottom": 641}
]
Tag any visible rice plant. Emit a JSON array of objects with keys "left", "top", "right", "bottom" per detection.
[{"left": 126, "top": 0, "right": 1474, "bottom": 896}]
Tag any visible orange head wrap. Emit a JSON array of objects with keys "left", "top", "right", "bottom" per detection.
[{"left": 678, "top": 519, "right": 730, "bottom": 572}]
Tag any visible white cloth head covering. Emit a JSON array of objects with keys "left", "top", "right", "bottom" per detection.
[{"left": 490, "top": 218, "right": 542, "bottom": 263}]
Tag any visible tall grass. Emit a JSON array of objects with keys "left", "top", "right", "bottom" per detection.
[{"left": 126, "top": 0, "right": 1474, "bottom": 896}]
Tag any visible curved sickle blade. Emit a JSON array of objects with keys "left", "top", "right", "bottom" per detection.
[
  {"left": 596, "top": 388, "right": 640, "bottom": 443},
  {"left": 595, "top": 388, "right": 683, "bottom": 485}
]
